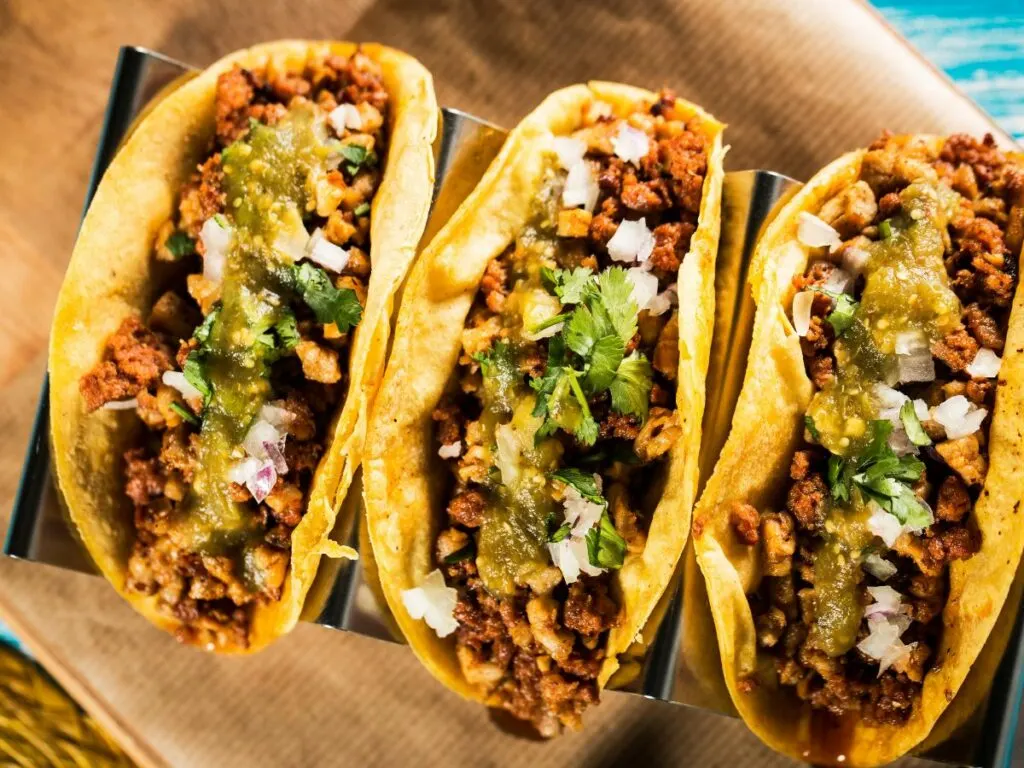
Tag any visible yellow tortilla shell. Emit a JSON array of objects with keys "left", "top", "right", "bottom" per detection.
[
  {"left": 48, "top": 40, "right": 437, "bottom": 653},
  {"left": 692, "top": 141, "right": 1024, "bottom": 765},
  {"left": 363, "top": 83, "right": 724, "bottom": 705}
]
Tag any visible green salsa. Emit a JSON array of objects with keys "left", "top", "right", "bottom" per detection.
[{"left": 169, "top": 106, "right": 333, "bottom": 588}]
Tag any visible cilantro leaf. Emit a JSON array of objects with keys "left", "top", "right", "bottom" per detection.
[
  {"left": 609, "top": 352, "right": 652, "bottom": 422},
  {"left": 900, "top": 400, "right": 931, "bottom": 447},
  {"left": 584, "top": 334, "right": 626, "bottom": 393},
  {"left": 194, "top": 306, "right": 220, "bottom": 349},
  {"left": 338, "top": 143, "right": 370, "bottom": 166},
  {"left": 804, "top": 414, "right": 821, "bottom": 442},
  {"left": 443, "top": 544, "right": 475, "bottom": 564},
  {"left": 292, "top": 262, "right": 363, "bottom": 332},
  {"left": 827, "top": 294, "right": 859, "bottom": 336},
  {"left": 565, "top": 305, "right": 603, "bottom": 359},
  {"left": 165, "top": 231, "right": 195, "bottom": 259},
  {"left": 274, "top": 310, "right": 300, "bottom": 350},
  {"left": 548, "top": 522, "right": 572, "bottom": 543},
  {"left": 550, "top": 468, "right": 605, "bottom": 504},
  {"left": 598, "top": 267, "right": 638, "bottom": 344},
  {"left": 183, "top": 352, "right": 212, "bottom": 404},
  {"left": 546, "top": 267, "right": 595, "bottom": 305},
  {"left": 586, "top": 512, "right": 627, "bottom": 569},
  {"left": 169, "top": 401, "right": 200, "bottom": 426},
  {"left": 353, "top": 202, "right": 370, "bottom": 217},
  {"left": 564, "top": 369, "right": 599, "bottom": 445},
  {"left": 879, "top": 220, "right": 893, "bottom": 240}
]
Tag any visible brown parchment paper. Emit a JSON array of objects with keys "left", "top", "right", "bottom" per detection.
[{"left": 0, "top": 0, "right": 1011, "bottom": 765}]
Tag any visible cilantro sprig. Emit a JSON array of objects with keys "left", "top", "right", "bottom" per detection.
[
  {"left": 290, "top": 262, "right": 363, "bottom": 332},
  {"left": 827, "top": 420, "right": 931, "bottom": 527},
  {"left": 530, "top": 266, "right": 653, "bottom": 445}
]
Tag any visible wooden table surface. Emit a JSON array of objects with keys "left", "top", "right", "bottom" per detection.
[{"left": 0, "top": 1, "right": 1013, "bottom": 766}]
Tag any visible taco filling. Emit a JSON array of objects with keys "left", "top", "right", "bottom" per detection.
[
  {"left": 734, "top": 133, "right": 1022, "bottom": 724},
  {"left": 77, "top": 52, "right": 390, "bottom": 650},
  {"left": 401, "top": 91, "right": 709, "bottom": 734}
]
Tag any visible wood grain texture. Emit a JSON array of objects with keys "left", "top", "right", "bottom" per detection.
[{"left": 0, "top": 0, "right": 1005, "bottom": 765}]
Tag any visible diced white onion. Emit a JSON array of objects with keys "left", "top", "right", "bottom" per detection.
[
  {"left": 259, "top": 404, "right": 295, "bottom": 429},
  {"left": 611, "top": 123, "right": 650, "bottom": 165},
  {"left": 306, "top": 228, "right": 350, "bottom": 273},
  {"left": 646, "top": 283, "right": 676, "bottom": 317},
  {"left": 551, "top": 136, "right": 587, "bottom": 170},
  {"left": 842, "top": 247, "right": 871, "bottom": 276},
  {"left": 867, "top": 502, "right": 905, "bottom": 548},
  {"left": 862, "top": 553, "right": 898, "bottom": 581},
  {"left": 243, "top": 420, "right": 282, "bottom": 459},
  {"left": 895, "top": 331, "right": 927, "bottom": 356},
  {"left": 797, "top": 212, "right": 841, "bottom": 251},
  {"left": 874, "top": 383, "right": 908, "bottom": 419},
  {"left": 858, "top": 614, "right": 917, "bottom": 676},
  {"left": 562, "top": 160, "right": 600, "bottom": 212},
  {"left": 966, "top": 348, "right": 1002, "bottom": 379},
  {"left": 401, "top": 569, "right": 459, "bottom": 638},
  {"left": 562, "top": 484, "right": 605, "bottom": 538},
  {"left": 607, "top": 218, "right": 655, "bottom": 263},
  {"left": 228, "top": 457, "right": 277, "bottom": 503},
  {"left": 865, "top": 585, "right": 903, "bottom": 617},
  {"left": 103, "top": 398, "right": 139, "bottom": 411},
  {"left": 914, "top": 399, "right": 929, "bottom": 421},
  {"left": 200, "top": 216, "right": 232, "bottom": 285},
  {"left": 931, "top": 395, "right": 987, "bottom": 439},
  {"left": 895, "top": 333, "right": 935, "bottom": 383},
  {"left": 822, "top": 267, "right": 853, "bottom": 295},
  {"left": 494, "top": 424, "right": 522, "bottom": 487},
  {"left": 792, "top": 291, "right": 815, "bottom": 337},
  {"left": 328, "top": 103, "right": 362, "bottom": 134},
  {"left": 263, "top": 440, "right": 288, "bottom": 475},
  {"left": 526, "top": 322, "right": 563, "bottom": 341},
  {"left": 626, "top": 267, "right": 660, "bottom": 314},
  {"left": 438, "top": 442, "right": 462, "bottom": 460},
  {"left": 161, "top": 370, "right": 202, "bottom": 401},
  {"left": 548, "top": 534, "right": 604, "bottom": 585}
]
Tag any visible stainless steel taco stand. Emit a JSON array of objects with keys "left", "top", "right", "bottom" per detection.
[{"left": 6, "top": 45, "right": 1024, "bottom": 767}]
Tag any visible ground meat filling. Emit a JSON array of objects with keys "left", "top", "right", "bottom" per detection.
[
  {"left": 431, "top": 90, "right": 709, "bottom": 734},
  {"left": 742, "top": 133, "right": 1020, "bottom": 724},
  {"left": 79, "top": 51, "right": 389, "bottom": 651}
]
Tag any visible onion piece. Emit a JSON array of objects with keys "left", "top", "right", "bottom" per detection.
[
  {"left": 328, "top": 103, "right": 362, "bottom": 134},
  {"left": 792, "top": 291, "right": 815, "bottom": 337},
  {"left": 260, "top": 404, "right": 295, "bottom": 429},
  {"left": 862, "top": 553, "right": 898, "bottom": 581},
  {"left": 263, "top": 440, "right": 289, "bottom": 475},
  {"left": 822, "top": 267, "right": 852, "bottom": 295},
  {"left": 401, "top": 569, "right": 459, "bottom": 638},
  {"left": 966, "top": 348, "right": 1002, "bottom": 379},
  {"left": 797, "top": 212, "right": 841, "bottom": 251},
  {"left": 867, "top": 502, "right": 905, "bottom": 548},
  {"left": 244, "top": 459, "right": 277, "bottom": 503},
  {"left": 865, "top": 585, "right": 903, "bottom": 617},
  {"left": 438, "top": 442, "right": 462, "bottom": 460},
  {"left": 842, "top": 247, "right": 870, "bottom": 275},
  {"left": 562, "top": 485, "right": 605, "bottom": 538},
  {"left": 551, "top": 136, "right": 587, "bottom": 170},
  {"left": 646, "top": 283, "right": 676, "bottom": 317},
  {"left": 200, "top": 215, "right": 232, "bottom": 285},
  {"left": 858, "top": 614, "right": 917, "bottom": 676},
  {"left": 895, "top": 332, "right": 935, "bottom": 383},
  {"left": 305, "top": 228, "right": 350, "bottom": 273},
  {"left": 607, "top": 218, "right": 655, "bottom": 263},
  {"left": 611, "top": 123, "right": 650, "bottom": 165},
  {"left": 932, "top": 395, "right": 987, "bottom": 439},
  {"left": 495, "top": 424, "right": 522, "bottom": 487},
  {"left": 562, "top": 160, "right": 600, "bottom": 212},
  {"left": 626, "top": 267, "right": 660, "bottom": 313},
  {"left": 103, "top": 398, "right": 139, "bottom": 411},
  {"left": 162, "top": 370, "right": 202, "bottom": 401},
  {"left": 548, "top": 535, "right": 604, "bottom": 585}
]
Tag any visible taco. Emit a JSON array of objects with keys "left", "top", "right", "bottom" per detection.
[
  {"left": 692, "top": 132, "right": 1024, "bottom": 765},
  {"left": 49, "top": 41, "right": 437, "bottom": 653},
  {"left": 364, "top": 83, "right": 725, "bottom": 734}
]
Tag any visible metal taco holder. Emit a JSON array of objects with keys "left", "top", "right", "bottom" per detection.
[{"left": 6, "top": 46, "right": 1024, "bottom": 767}]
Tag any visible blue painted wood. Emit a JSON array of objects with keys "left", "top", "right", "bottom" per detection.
[{"left": 875, "top": 1, "right": 1024, "bottom": 139}]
